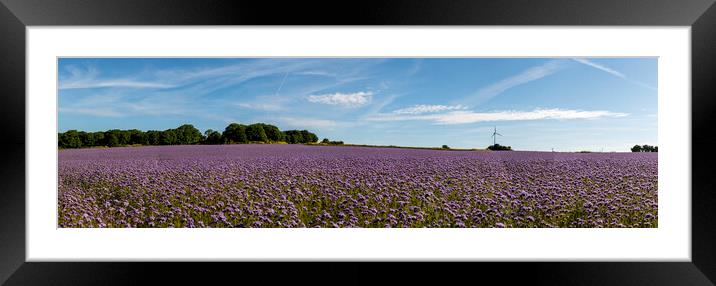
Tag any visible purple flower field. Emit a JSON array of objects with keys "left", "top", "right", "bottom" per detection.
[{"left": 58, "top": 145, "right": 658, "bottom": 228}]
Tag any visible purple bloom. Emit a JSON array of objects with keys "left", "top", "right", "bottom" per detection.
[{"left": 58, "top": 145, "right": 657, "bottom": 228}]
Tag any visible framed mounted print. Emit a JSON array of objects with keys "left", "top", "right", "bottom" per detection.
[{"left": 1, "top": 0, "right": 716, "bottom": 285}]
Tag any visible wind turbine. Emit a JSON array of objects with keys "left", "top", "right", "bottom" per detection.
[{"left": 491, "top": 126, "right": 502, "bottom": 146}]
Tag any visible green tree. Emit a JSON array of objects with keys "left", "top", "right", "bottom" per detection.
[
  {"left": 160, "top": 129, "right": 177, "bottom": 145},
  {"left": 487, "top": 144, "right": 512, "bottom": 151},
  {"left": 299, "top": 130, "right": 318, "bottom": 143},
  {"left": 128, "top": 129, "right": 144, "bottom": 145},
  {"left": 117, "top": 130, "right": 131, "bottom": 145},
  {"left": 144, "top": 131, "right": 161, "bottom": 145},
  {"left": 104, "top": 130, "right": 122, "bottom": 147},
  {"left": 223, "top": 123, "right": 248, "bottom": 143},
  {"left": 175, "top": 124, "right": 203, "bottom": 144},
  {"left": 641, "top": 144, "right": 659, "bottom": 152},
  {"left": 246, "top": 124, "right": 269, "bottom": 142},
  {"left": 58, "top": 122, "right": 326, "bottom": 148},
  {"left": 204, "top": 129, "right": 223, "bottom": 145},
  {"left": 631, "top": 145, "right": 643, "bottom": 152},
  {"left": 282, "top": 130, "right": 302, "bottom": 144},
  {"left": 59, "top": 130, "right": 82, "bottom": 148},
  {"left": 90, "top": 132, "right": 105, "bottom": 147},
  {"left": 78, "top": 131, "right": 92, "bottom": 147},
  {"left": 259, "top": 123, "right": 282, "bottom": 142}
]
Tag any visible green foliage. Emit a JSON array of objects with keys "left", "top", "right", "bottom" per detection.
[
  {"left": 128, "top": 129, "right": 143, "bottom": 145},
  {"left": 246, "top": 124, "right": 269, "bottom": 142},
  {"left": 442, "top": 145, "right": 450, "bottom": 149},
  {"left": 175, "top": 124, "right": 203, "bottom": 145},
  {"left": 487, "top": 144, "right": 512, "bottom": 151},
  {"left": 78, "top": 131, "right": 96, "bottom": 146},
  {"left": 283, "top": 130, "right": 303, "bottom": 144},
  {"left": 144, "top": 131, "right": 161, "bottom": 145},
  {"left": 58, "top": 123, "right": 325, "bottom": 148},
  {"left": 116, "top": 129, "right": 131, "bottom": 145},
  {"left": 632, "top": 144, "right": 657, "bottom": 152},
  {"left": 321, "top": 139, "right": 344, "bottom": 145},
  {"left": 257, "top": 123, "right": 282, "bottom": 142},
  {"left": 58, "top": 130, "right": 82, "bottom": 148},
  {"left": 223, "top": 123, "right": 248, "bottom": 143},
  {"left": 300, "top": 130, "right": 319, "bottom": 143},
  {"left": 160, "top": 129, "right": 177, "bottom": 145},
  {"left": 282, "top": 130, "right": 318, "bottom": 144},
  {"left": 104, "top": 130, "right": 121, "bottom": 147},
  {"left": 319, "top": 138, "right": 344, "bottom": 145},
  {"left": 203, "top": 129, "right": 223, "bottom": 145}
]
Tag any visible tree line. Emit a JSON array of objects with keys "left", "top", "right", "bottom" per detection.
[
  {"left": 487, "top": 144, "right": 512, "bottom": 151},
  {"left": 58, "top": 123, "right": 319, "bottom": 149},
  {"left": 631, "top": 144, "right": 658, "bottom": 152}
]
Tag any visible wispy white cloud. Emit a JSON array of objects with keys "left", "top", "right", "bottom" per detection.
[
  {"left": 59, "top": 88, "right": 192, "bottom": 118},
  {"left": 307, "top": 92, "right": 373, "bottom": 107},
  {"left": 572, "top": 58, "right": 656, "bottom": 90},
  {"left": 367, "top": 108, "right": 628, "bottom": 125},
  {"left": 123, "top": 100, "right": 189, "bottom": 116},
  {"left": 59, "top": 59, "right": 383, "bottom": 121},
  {"left": 433, "top": 109, "right": 628, "bottom": 124},
  {"left": 236, "top": 102, "right": 284, "bottom": 111},
  {"left": 279, "top": 117, "right": 338, "bottom": 128},
  {"left": 457, "top": 60, "right": 566, "bottom": 107},
  {"left": 59, "top": 66, "right": 175, "bottom": 90},
  {"left": 59, "top": 58, "right": 365, "bottom": 93},
  {"left": 59, "top": 107, "right": 124, "bottom": 117},
  {"left": 296, "top": 71, "right": 334, "bottom": 77},
  {"left": 407, "top": 59, "right": 423, "bottom": 76},
  {"left": 392, "top": 104, "right": 467, "bottom": 114},
  {"left": 360, "top": 93, "right": 403, "bottom": 119},
  {"left": 61, "top": 80, "right": 175, "bottom": 90},
  {"left": 572, "top": 58, "right": 625, "bottom": 78}
]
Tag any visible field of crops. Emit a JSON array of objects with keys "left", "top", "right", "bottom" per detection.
[{"left": 58, "top": 145, "right": 658, "bottom": 228}]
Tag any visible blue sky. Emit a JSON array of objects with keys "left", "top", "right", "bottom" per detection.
[{"left": 58, "top": 58, "right": 657, "bottom": 151}]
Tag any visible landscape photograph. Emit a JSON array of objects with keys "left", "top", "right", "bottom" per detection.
[{"left": 57, "top": 57, "right": 658, "bottom": 228}]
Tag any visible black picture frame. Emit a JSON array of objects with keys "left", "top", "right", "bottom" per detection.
[{"left": 2, "top": 0, "right": 715, "bottom": 285}]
